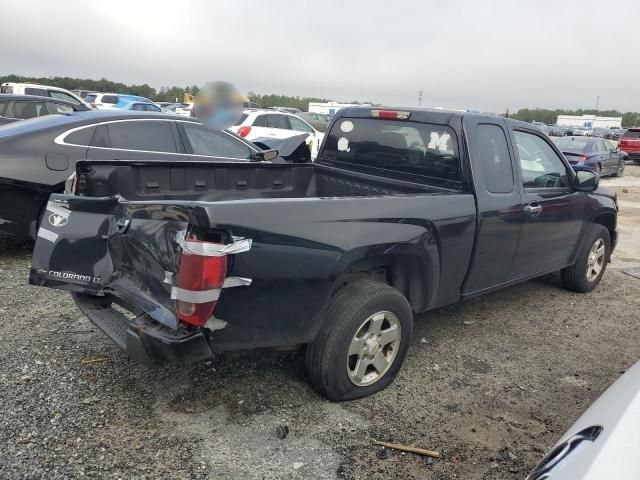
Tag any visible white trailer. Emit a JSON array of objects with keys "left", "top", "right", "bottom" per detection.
[{"left": 556, "top": 115, "right": 622, "bottom": 129}]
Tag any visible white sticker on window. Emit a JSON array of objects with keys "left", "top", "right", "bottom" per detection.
[
  {"left": 340, "top": 120, "right": 354, "bottom": 133},
  {"left": 428, "top": 132, "right": 452, "bottom": 152},
  {"left": 337, "top": 137, "right": 350, "bottom": 152}
]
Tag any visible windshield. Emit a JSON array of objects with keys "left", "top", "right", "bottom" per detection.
[{"left": 321, "top": 117, "right": 460, "bottom": 185}]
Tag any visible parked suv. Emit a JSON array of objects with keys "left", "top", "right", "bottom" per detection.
[
  {"left": 0, "top": 83, "right": 90, "bottom": 108},
  {"left": 618, "top": 128, "right": 640, "bottom": 163},
  {"left": 0, "top": 94, "right": 88, "bottom": 125},
  {"left": 84, "top": 93, "right": 157, "bottom": 111}
]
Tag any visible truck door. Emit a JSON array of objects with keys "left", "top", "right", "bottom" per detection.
[
  {"left": 461, "top": 118, "right": 524, "bottom": 294},
  {"left": 507, "top": 128, "right": 584, "bottom": 278}
]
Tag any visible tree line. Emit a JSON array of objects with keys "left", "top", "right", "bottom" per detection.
[{"left": 2, "top": 74, "right": 639, "bottom": 124}]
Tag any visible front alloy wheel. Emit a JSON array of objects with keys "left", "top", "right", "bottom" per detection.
[{"left": 586, "top": 238, "right": 606, "bottom": 282}]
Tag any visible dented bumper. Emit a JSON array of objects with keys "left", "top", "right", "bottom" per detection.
[{"left": 72, "top": 293, "right": 214, "bottom": 366}]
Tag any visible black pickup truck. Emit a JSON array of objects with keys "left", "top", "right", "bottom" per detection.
[{"left": 29, "top": 107, "right": 618, "bottom": 401}]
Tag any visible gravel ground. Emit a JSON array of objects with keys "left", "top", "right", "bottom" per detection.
[{"left": 1, "top": 165, "right": 640, "bottom": 480}]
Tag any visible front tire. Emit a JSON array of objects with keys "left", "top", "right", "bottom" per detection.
[
  {"left": 561, "top": 225, "right": 610, "bottom": 293},
  {"left": 305, "top": 279, "right": 413, "bottom": 401}
]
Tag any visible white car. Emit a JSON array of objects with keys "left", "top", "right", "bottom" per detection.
[
  {"left": 175, "top": 102, "right": 194, "bottom": 117},
  {"left": 0, "top": 82, "right": 90, "bottom": 109},
  {"left": 229, "top": 110, "right": 325, "bottom": 159},
  {"left": 527, "top": 360, "right": 640, "bottom": 479}
]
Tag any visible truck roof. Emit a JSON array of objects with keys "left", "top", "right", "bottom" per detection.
[{"left": 336, "top": 106, "right": 533, "bottom": 130}]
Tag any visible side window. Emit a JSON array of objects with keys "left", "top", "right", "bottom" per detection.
[
  {"left": 11, "top": 101, "right": 47, "bottom": 119},
  {"left": 514, "top": 131, "right": 567, "bottom": 189},
  {"left": 52, "top": 102, "right": 74, "bottom": 114},
  {"left": 253, "top": 115, "right": 268, "bottom": 127},
  {"left": 130, "top": 103, "right": 146, "bottom": 111},
  {"left": 24, "top": 87, "right": 48, "bottom": 96},
  {"left": 90, "top": 125, "right": 111, "bottom": 148},
  {"left": 266, "top": 114, "right": 289, "bottom": 129},
  {"left": 599, "top": 140, "right": 611, "bottom": 152},
  {"left": 287, "top": 115, "right": 314, "bottom": 133},
  {"left": 101, "top": 95, "right": 118, "bottom": 104},
  {"left": 182, "top": 123, "right": 252, "bottom": 159},
  {"left": 477, "top": 124, "right": 514, "bottom": 193},
  {"left": 65, "top": 126, "right": 95, "bottom": 146},
  {"left": 49, "top": 91, "right": 80, "bottom": 105},
  {"left": 106, "top": 121, "right": 177, "bottom": 152},
  {"left": 0, "top": 101, "right": 6, "bottom": 116}
]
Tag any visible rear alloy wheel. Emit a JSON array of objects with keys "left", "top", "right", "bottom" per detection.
[
  {"left": 306, "top": 279, "right": 413, "bottom": 401},
  {"left": 346, "top": 311, "right": 401, "bottom": 386},
  {"left": 561, "top": 224, "right": 610, "bottom": 293}
]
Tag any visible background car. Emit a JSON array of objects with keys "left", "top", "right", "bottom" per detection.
[
  {"left": 554, "top": 135, "right": 625, "bottom": 176},
  {"left": 572, "top": 126, "right": 589, "bottom": 136},
  {"left": 549, "top": 125, "right": 566, "bottom": 136},
  {"left": 229, "top": 109, "right": 325, "bottom": 159},
  {"left": 297, "top": 111, "right": 331, "bottom": 132},
  {"left": 618, "top": 128, "right": 640, "bottom": 163},
  {"left": 273, "top": 106, "right": 303, "bottom": 114},
  {"left": 0, "top": 94, "right": 88, "bottom": 125},
  {"left": 0, "top": 82, "right": 91, "bottom": 108},
  {"left": 0, "top": 110, "right": 274, "bottom": 240},
  {"left": 84, "top": 93, "right": 157, "bottom": 110},
  {"left": 606, "top": 127, "right": 626, "bottom": 140},
  {"left": 589, "top": 127, "right": 607, "bottom": 137}
]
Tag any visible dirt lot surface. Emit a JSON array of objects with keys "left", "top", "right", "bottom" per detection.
[{"left": 1, "top": 164, "right": 639, "bottom": 479}]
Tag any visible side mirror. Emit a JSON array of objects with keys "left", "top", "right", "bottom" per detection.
[
  {"left": 573, "top": 167, "right": 599, "bottom": 191},
  {"left": 253, "top": 149, "right": 279, "bottom": 162}
]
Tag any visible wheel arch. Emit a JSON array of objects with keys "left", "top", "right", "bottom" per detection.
[{"left": 331, "top": 247, "right": 438, "bottom": 313}]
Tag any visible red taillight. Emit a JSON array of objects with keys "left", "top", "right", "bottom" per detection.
[
  {"left": 238, "top": 126, "right": 252, "bottom": 137},
  {"left": 371, "top": 109, "right": 411, "bottom": 120},
  {"left": 580, "top": 155, "right": 588, "bottom": 162},
  {"left": 175, "top": 238, "right": 227, "bottom": 327}
]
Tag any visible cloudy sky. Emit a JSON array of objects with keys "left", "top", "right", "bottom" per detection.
[{"left": 1, "top": 0, "right": 637, "bottom": 112}]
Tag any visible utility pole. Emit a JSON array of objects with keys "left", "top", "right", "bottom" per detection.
[{"left": 418, "top": 90, "right": 423, "bottom": 108}]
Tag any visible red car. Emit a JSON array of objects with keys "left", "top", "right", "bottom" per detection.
[{"left": 618, "top": 128, "right": 640, "bottom": 163}]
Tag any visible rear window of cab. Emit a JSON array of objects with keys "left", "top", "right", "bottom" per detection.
[{"left": 321, "top": 117, "right": 460, "bottom": 185}]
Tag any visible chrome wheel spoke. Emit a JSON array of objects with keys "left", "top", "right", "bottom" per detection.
[
  {"left": 379, "top": 325, "right": 399, "bottom": 347},
  {"left": 352, "top": 358, "right": 370, "bottom": 383},
  {"left": 348, "top": 337, "right": 367, "bottom": 356},
  {"left": 371, "top": 352, "right": 389, "bottom": 373},
  {"left": 369, "top": 313, "right": 385, "bottom": 335}
]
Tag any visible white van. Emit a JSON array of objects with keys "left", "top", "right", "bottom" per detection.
[{"left": 0, "top": 83, "right": 91, "bottom": 109}]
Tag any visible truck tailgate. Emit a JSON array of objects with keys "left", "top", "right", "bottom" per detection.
[{"left": 30, "top": 194, "right": 191, "bottom": 330}]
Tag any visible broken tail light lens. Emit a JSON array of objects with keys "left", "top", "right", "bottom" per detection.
[
  {"left": 238, "top": 126, "right": 252, "bottom": 137},
  {"left": 176, "top": 237, "right": 228, "bottom": 327}
]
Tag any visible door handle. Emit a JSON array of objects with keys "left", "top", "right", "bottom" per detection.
[{"left": 524, "top": 202, "right": 542, "bottom": 217}]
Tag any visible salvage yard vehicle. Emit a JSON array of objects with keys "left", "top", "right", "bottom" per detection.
[
  {"left": 0, "top": 110, "right": 276, "bottom": 240},
  {"left": 554, "top": 136, "right": 626, "bottom": 176},
  {"left": 0, "top": 94, "right": 88, "bottom": 125},
  {"left": 29, "top": 107, "right": 618, "bottom": 401},
  {"left": 0, "top": 82, "right": 90, "bottom": 108},
  {"left": 229, "top": 109, "right": 325, "bottom": 159},
  {"left": 618, "top": 128, "right": 640, "bottom": 163}
]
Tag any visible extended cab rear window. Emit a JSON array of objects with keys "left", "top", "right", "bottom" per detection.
[{"left": 321, "top": 118, "right": 460, "bottom": 185}]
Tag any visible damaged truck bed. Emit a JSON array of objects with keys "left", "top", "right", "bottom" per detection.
[{"left": 29, "top": 107, "right": 617, "bottom": 400}]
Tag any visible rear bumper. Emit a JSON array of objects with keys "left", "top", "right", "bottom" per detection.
[{"left": 72, "top": 293, "right": 213, "bottom": 366}]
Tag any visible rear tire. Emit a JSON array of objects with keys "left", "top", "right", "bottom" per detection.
[
  {"left": 561, "top": 224, "right": 610, "bottom": 293},
  {"left": 613, "top": 161, "right": 624, "bottom": 177},
  {"left": 305, "top": 279, "right": 413, "bottom": 401}
]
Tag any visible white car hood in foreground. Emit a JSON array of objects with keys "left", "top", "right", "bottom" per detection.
[{"left": 528, "top": 361, "right": 640, "bottom": 479}]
